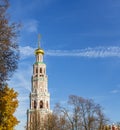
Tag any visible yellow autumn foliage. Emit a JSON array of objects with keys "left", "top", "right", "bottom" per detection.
[{"left": 0, "top": 85, "right": 19, "bottom": 130}]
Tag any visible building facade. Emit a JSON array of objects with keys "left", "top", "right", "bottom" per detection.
[
  {"left": 103, "top": 124, "right": 120, "bottom": 130},
  {"left": 27, "top": 38, "right": 51, "bottom": 130}
]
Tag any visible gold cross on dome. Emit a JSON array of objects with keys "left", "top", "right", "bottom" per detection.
[{"left": 38, "top": 34, "right": 41, "bottom": 48}]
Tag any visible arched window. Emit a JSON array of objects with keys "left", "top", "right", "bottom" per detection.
[
  {"left": 40, "top": 100, "right": 43, "bottom": 108},
  {"left": 40, "top": 68, "right": 42, "bottom": 73},
  {"left": 34, "top": 100, "right": 37, "bottom": 109}
]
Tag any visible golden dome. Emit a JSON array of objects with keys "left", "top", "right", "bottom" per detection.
[{"left": 35, "top": 48, "right": 44, "bottom": 55}]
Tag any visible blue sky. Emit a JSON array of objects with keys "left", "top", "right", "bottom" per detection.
[{"left": 8, "top": 0, "right": 120, "bottom": 129}]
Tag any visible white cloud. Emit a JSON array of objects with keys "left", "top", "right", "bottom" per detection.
[
  {"left": 14, "top": 45, "right": 120, "bottom": 129},
  {"left": 46, "top": 46, "right": 120, "bottom": 57},
  {"left": 20, "top": 46, "right": 120, "bottom": 58},
  {"left": 110, "top": 89, "right": 120, "bottom": 94},
  {"left": 20, "top": 46, "right": 35, "bottom": 58},
  {"left": 23, "top": 19, "right": 39, "bottom": 33}
]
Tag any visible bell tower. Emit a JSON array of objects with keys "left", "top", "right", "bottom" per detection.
[{"left": 27, "top": 35, "right": 50, "bottom": 130}]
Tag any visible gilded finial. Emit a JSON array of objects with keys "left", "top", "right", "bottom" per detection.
[{"left": 35, "top": 34, "right": 44, "bottom": 55}]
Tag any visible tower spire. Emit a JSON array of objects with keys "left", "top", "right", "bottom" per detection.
[
  {"left": 38, "top": 34, "right": 41, "bottom": 48},
  {"left": 27, "top": 35, "right": 51, "bottom": 130},
  {"left": 35, "top": 34, "right": 44, "bottom": 55}
]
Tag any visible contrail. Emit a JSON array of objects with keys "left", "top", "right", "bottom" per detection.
[{"left": 20, "top": 46, "right": 120, "bottom": 58}]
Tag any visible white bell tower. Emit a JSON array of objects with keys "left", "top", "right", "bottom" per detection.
[{"left": 27, "top": 35, "right": 50, "bottom": 130}]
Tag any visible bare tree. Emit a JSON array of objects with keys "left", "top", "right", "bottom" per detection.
[
  {"left": 54, "top": 103, "right": 75, "bottom": 130},
  {"left": 54, "top": 95, "right": 109, "bottom": 130},
  {"left": 27, "top": 95, "right": 109, "bottom": 130},
  {"left": 44, "top": 113, "right": 58, "bottom": 130},
  {"left": 0, "top": 0, "right": 20, "bottom": 87}
]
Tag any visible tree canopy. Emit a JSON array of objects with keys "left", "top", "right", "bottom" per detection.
[
  {"left": 0, "top": 85, "right": 19, "bottom": 130},
  {"left": 0, "top": 0, "right": 20, "bottom": 86},
  {"left": 30, "top": 95, "right": 109, "bottom": 130},
  {"left": 45, "top": 95, "right": 109, "bottom": 130}
]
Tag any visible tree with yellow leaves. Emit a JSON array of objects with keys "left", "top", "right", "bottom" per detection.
[{"left": 0, "top": 85, "right": 19, "bottom": 130}]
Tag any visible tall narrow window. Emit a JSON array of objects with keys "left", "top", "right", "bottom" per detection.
[
  {"left": 34, "top": 100, "right": 37, "bottom": 109},
  {"left": 40, "top": 68, "right": 42, "bottom": 73},
  {"left": 40, "top": 100, "right": 43, "bottom": 108}
]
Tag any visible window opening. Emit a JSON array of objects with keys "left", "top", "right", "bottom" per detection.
[
  {"left": 40, "top": 68, "right": 42, "bottom": 73},
  {"left": 34, "top": 100, "right": 37, "bottom": 109},
  {"left": 40, "top": 100, "right": 43, "bottom": 108}
]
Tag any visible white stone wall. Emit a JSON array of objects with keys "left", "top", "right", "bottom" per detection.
[{"left": 27, "top": 50, "right": 51, "bottom": 130}]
